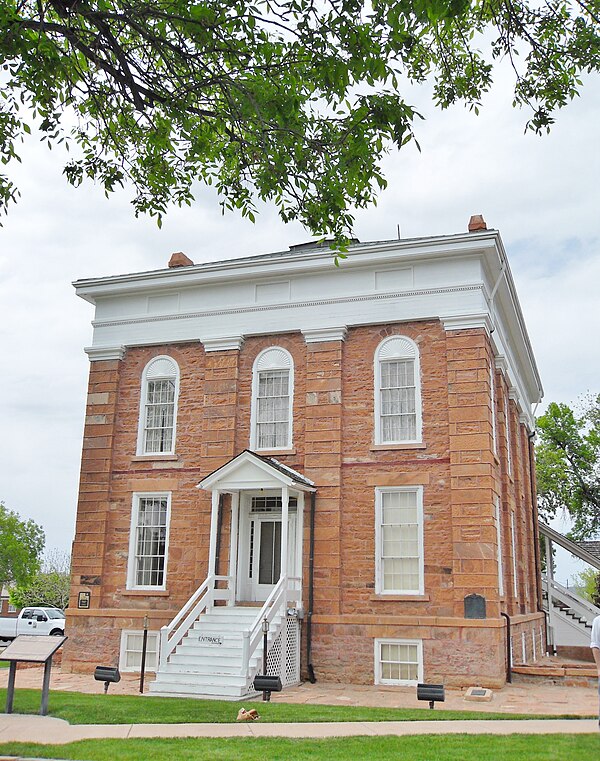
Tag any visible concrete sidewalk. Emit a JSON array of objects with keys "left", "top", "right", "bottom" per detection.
[{"left": 0, "top": 712, "right": 598, "bottom": 743}]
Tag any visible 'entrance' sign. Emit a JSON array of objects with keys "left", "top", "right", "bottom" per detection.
[{"left": 199, "top": 634, "right": 223, "bottom": 646}]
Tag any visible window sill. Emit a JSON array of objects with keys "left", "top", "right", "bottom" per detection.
[
  {"left": 254, "top": 448, "right": 296, "bottom": 456},
  {"left": 370, "top": 443, "right": 426, "bottom": 451},
  {"left": 131, "top": 455, "right": 179, "bottom": 462},
  {"left": 370, "top": 594, "right": 430, "bottom": 602},
  {"left": 122, "top": 589, "right": 170, "bottom": 597}
]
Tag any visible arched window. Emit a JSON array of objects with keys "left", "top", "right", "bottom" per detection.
[
  {"left": 137, "top": 356, "right": 180, "bottom": 455},
  {"left": 374, "top": 336, "right": 422, "bottom": 444},
  {"left": 251, "top": 347, "right": 293, "bottom": 450}
]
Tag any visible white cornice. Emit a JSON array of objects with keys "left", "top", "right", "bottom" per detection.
[
  {"left": 441, "top": 313, "right": 493, "bottom": 334},
  {"left": 91, "top": 284, "right": 483, "bottom": 329},
  {"left": 519, "top": 413, "right": 534, "bottom": 432},
  {"left": 201, "top": 335, "right": 244, "bottom": 352},
  {"left": 74, "top": 230, "right": 542, "bottom": 418},
  {"left": 85, "top": 345, "right": 126, "bottom": 361},
  {"left": 73, "top": 231, "right": 498, "bottom": 303},
  {"left": 495, "top": 356, "right": 509, "bottom": 375},
  {"left": 302, "top": 326, "right": 348, "bottom": 343}
]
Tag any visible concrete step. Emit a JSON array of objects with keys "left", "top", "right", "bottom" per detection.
[
  {"left": 153, "top": 669, "right": 252, "bottom": 688},
  {"left": 170, "top": 652, "right": 260, "bottom": 669},
  {"left": 149, "top": 676, "right": 255, "bottom": 699},
  {"left": 512, "top": 659, "right": 598, "bottom": 688}
]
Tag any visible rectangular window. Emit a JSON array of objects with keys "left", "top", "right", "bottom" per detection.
[
  {"left": 376, "top": 487, "right": 423, "bottom": 595},
  {"left": 495, "top": 497, "right": 504, "bottom": 597},
  {"left": 143, "top": 379, "right": 176, "bottom": 453},
  {"left": 490, "top": 365, "right": 497, "bottom": 455},
  {"left": 128, "top": 494, "right": 170, "bottom": 589},
  {"left": 7, "top": 603, "right": 17, "bottom": 613},
  {"left": 120, "top": 630, "right": 159, "bottom": 672},
  {"left": 375, "top": 638, "right": 423, "bottom": 685},
  {"left": 504, "top": 394, "right": 513, "bottom": 475},
  {"left": 256, "top": 369, "right": 290, "bottom": 449},
  {"left": 511, "top": 512, "right": 519, "bottom": 598},
  {"left": 380, "top": 360, "right": 417, "bottom": 442}
]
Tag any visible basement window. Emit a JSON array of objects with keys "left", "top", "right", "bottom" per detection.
[
  {"left": 374, "top": 639, "right": 423, "bottom": 686},
  {"left": 119, "top": 630, "right": 159, "bottom": 672}
]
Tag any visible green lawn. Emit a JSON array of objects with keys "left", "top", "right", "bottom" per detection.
[
  {"left": 0, "top": 735, "right": 598, "bottom": 761},
  {"left": 0, "top": 660, "right": 8, "bottom": 669},
  {"left": 0, "top": 688, "right": 584, "bottom": 725}
]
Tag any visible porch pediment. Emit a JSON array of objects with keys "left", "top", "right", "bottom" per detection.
[{"left": 197, "top": 449, "right": 315, "bottom": 493}]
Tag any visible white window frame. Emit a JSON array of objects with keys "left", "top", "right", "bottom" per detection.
[
  {"left": 494, "top": 497, "right": 504, "bottom": 597},
  {"left": 374, "top": 638, "right": 423, "bottom": 686},
  {"left": 7, "top": 603, "right": 17, "bottom": 613},
  {"left": 119, "top": 629, "right": 159, "bottom": 673},
  {"left": 511, "top": 511, "right": 519, "bottom": 598},
  {"left": 374, "top": 336, "right": 422, "bottom": 445},
  {"left": 250, "top": 347, "right": 294, "bottom": 451},
  {"left": 490, "top": 364, "right": 498, "bottom": 456},
  {"left": 126, "top": 492, "right": 171, "bottom": 591},
  {"left": 136, "top": 355, "right": 180, "bottom": 456},
  {"left": 504, "top": 393, "right": 513, "bottom": 476},
  {"left": 375, "top": 486, "right": 424, "bottom": 596}
]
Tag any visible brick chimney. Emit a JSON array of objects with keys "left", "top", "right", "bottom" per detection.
[
  {"left": 468, "top": 214, "right": 487, "bottom": 232},
  {"left": 168, "top": 252, "right": 194, "bottom": 267}
]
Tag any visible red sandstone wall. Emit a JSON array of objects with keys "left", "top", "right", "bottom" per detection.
[{"left": 64, "top": 321, "right": 543, "bottom": 686}]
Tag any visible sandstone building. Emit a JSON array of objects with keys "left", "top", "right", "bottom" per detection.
[{"left": 64, "top": 218, "right": 544, "bottom": 694}]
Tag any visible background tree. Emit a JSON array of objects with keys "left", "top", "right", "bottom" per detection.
[
  {"left": 570, "top": 567, "right": 600, "bottom": 607},
  {"left": 0, "top": 502, "right": 45, "bottom": 590},
  {"left": 1, "top": 1, "right": 600, "bottom": 241},
  {"left": 536, "top": 394, "right": 600, "bottom": 539},
  {"left": 9, "top": 549, "right": 71, "bottom": 610}
]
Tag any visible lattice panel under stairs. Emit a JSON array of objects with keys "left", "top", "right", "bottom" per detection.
[{"left": 266, "top": 616, "right": 301, "bottom": 687}]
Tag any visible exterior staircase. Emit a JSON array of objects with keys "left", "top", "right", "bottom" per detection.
[
  {"left": 542, "top": 576, "right": 599, "bottom": 649},
  {"left": 150, "top": 573, "right": 302, "bottom": 700},
  {"left": 550, "top": 597, "right": 593, "bottom": 632},
  {"left": 150, "top": 606, "right": 281, "bottom": 699}
]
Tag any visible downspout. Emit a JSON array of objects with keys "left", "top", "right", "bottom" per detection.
[
  {"left": 500, "top": 612, "right": 512, "bottom": 683},
  {"left": 488, "top": 258, "right": 507, "bottom": 332},
  {"left": 214, "top": 493, "right": 225, "bottom": 576},
  {"left": 306, "top": 491, "right": 316, "bottom": 683}
]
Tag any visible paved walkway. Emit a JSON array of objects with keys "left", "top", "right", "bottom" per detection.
[
  {"left": 1, "top": 662, "right": 599, "bottom": 745},
  {"left": 1, "top": 663, "right": 598, "bottom": 715},
  {"left": 0, "top": 712, "right": 598, "bottom": 743}
]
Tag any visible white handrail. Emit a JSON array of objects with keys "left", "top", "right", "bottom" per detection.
[
  {"left": 159, "top": 573, "right": 231, "bottom": 665},
  {"left": 240, "top": 575, "right": 302, "bottom": 680},
  {"left": 544, "top": 576, "right": 600, "bottom": 623}
]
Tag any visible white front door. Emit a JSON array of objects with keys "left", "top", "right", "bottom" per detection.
[
  {"left": 238, "top": 494, "right": 298, "bottom": 602},
  {"left": 252, "top": 516, "right": 282, "bottom": 601}
]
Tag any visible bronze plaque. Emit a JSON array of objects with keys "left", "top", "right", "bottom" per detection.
[{"left": 1, "top": 635, "right": 67, "bottom": 663}]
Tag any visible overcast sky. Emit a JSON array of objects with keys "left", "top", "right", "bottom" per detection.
[{"left": 1, "top": 66, "right": 598, "bottom": 585}]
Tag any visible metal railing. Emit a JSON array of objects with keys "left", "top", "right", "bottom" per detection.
[
  {"left": 159, "top": 573, "right": 232, "bottom": 666},
  {"left": 240, "top": 575, "right": 302, "bottom": 683},
  {"left": 542, "top": 575, "right": 600, "bottom": 626}
]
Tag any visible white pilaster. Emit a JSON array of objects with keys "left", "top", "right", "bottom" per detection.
[
  {"left": 228, "top": 492, "right": 240, "bottom": 606},
  {"left": 280, "top": 486, "right": 289, "bottom": 578},
  {"left": 208, "top": 490, "right": 220, "bottom": 578}
]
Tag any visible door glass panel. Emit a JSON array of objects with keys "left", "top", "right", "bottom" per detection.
[{"left": 258, "top": 521, "right": 281, "bottom": 585}]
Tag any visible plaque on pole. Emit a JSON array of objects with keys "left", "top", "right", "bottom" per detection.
[{"left": 1, "top": 635, "right": 67, "bottom": 716}]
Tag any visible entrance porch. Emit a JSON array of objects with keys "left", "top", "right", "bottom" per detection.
[{"left": 150, "top": 450, "right": 315, "bottom": 698}]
